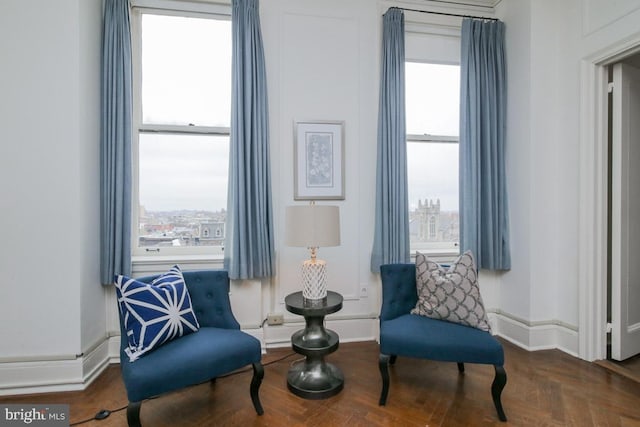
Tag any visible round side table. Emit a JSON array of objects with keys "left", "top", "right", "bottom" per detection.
[{"left": 284, "top": 291, "right": 344, "bottom": 399}]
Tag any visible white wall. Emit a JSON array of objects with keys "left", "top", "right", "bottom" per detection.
[
  {"left": 495, "top": 0, "right": 533, "bottom": 323},
  {"left": 245, "top": 0, "right": 381, "bottom": 345},
  {"left": 245, "top": 0, "right": 506, "bottom": 346},
  {"left": 581, "top": 0, "right": 640, "bottom": 55},
  {"left": 493, "top": 0, "right": 640, "bottom": 360},
  {"left": 78, "top": 0, "right": 108, "bottom": 361},
  {"left": 270, "top": 0, "right": 377, "bottom": 307},
  {"left": 0, "top": 0, "right": 105, "bottom": 394},
  {"left": 486, "top": 0, "right": 583, "bottom": 354}
]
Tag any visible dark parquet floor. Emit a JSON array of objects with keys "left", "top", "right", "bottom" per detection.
[
  {"left": 2, "top": 340, "right": 640, "bottom": 426},
  {"left": 598, "top": 353, "right": 640, "bottom": 384}
]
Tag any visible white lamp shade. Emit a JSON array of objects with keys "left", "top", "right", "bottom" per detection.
[{"left": 285, "top": 205, "right": 340, "bottom": 248}]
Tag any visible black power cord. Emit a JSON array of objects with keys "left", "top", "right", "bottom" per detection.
[
  {"left": 68, "top": 352, "right": 296, "bottom": 425},
  {"left": 69, "top": 405, "right": 127, "bottom": 426},
  {"left": 217, "top": 351, "right": 296, "bottom": 378}
]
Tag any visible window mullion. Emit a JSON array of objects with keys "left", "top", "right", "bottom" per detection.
[
  {"left": 407, "top": 134, "right": 458, "bottom": 143},
  {"left": 140, "top": 124, "right": 230, "bottom": 135}
]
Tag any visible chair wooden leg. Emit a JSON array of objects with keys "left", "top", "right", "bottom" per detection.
[
  {"left": 457, "top": 362, "right": 465, "bottom": 373},
  {"left": 127, "top": 401, "right": 142, "bottom": 427},
  {"left": 491, "top": 365, "right": 508, "bottom": 422},
  {"left": 250, "top": 362, "right": 264, "bottom": 415},
  {"left": 378, "top": 353, "right": 391, "bottom": 406}
]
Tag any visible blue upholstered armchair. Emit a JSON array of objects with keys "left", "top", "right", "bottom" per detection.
[
  {"left": 117, "top": 270, "right": 264, "bottom": 427},
  {"left": 378, "top": 263, "right": 507, "bottom": 422}
]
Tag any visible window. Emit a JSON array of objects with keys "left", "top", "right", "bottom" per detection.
[
  {"left": 132, "top": 6, "right": 232, "bottom": 256},
  {"left": 406, "top": 62, "right": 460, "bottom": 255}
]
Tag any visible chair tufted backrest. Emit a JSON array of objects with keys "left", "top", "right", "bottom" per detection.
[
  {"left": 182, "top": 270, "right": 240, "bottom": 329},
  {"left": 379, "top": 263, "right": 417, "bottom": 322},
  {"left": 133, "top": 269, "right": 240, "bottom": 330}
]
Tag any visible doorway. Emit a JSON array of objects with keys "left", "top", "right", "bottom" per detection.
[{"left": 603, "top": 52, "right": 640, "bottom": 381}]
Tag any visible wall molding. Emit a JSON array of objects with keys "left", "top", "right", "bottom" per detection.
[
  {"left": 0, "top": 337, "right": 111, "bottom": 397},
  {"left": 490, "top": 311, "right": 579, "bottom": 357},
  {"left": 385, "top": 0, "right": 497, "bottom": 13},
  {"left": 262, "top": 317, "right": 378, "bottom": 349},
  {"left": 106, "top": 317, "right": 378, "bottom": 363},
  {"left": 1, "top": 313, "right": 580, "bottom": 396}
]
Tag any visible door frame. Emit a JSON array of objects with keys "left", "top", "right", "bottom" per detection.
[{"left": 579, "top": 40, "right": 640, "bottom": 362}]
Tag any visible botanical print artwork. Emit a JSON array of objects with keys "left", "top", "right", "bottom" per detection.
[
  {"left": 305, "top": 132, "right": 333, "bottom": 187},
  {"left": 294, "top": 120, "right": 344, "bottom": 200}
]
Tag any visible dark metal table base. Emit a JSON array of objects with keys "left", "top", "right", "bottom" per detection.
[
  {"left": 287, "top": 360, "right": 344, "bottom": 399},
  {"left": 285, "top": 291, "right": 344, "bottom": 399}
]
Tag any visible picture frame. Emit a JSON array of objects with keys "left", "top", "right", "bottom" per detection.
[{"left": 294, "top": 120, "right": 345, "bottom": 200}]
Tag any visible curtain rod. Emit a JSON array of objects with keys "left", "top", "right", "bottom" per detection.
[{"left": 392, "top": 7, "right": 499, "bottom": 22}]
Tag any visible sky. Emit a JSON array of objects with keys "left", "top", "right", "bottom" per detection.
[
  {"left": 141, "top": 14, "right": 231, "bottom": 127},
  {"left": 406, "top": 62, "right": 460, "bottom": 212},
  {"left": 139, "top": 134, "right": 229, "bottom": 212},
  {"left": 407, "top": 142, "right": 459, "bottom": 212}
]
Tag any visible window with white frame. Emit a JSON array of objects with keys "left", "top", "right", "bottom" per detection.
[
  {"left": 131, "top": 5, "right": 231, "bottom": 256},
  {"left": 406, "top": 61, "right": 460, "bottom": 255}
]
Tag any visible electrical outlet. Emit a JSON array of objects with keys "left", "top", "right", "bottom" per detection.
[
  {"left": 267, "top": 313, "right": 284, "bottom": 326},
  {"left": 359, "top": 284, "right": 369, "bottom": 298}
]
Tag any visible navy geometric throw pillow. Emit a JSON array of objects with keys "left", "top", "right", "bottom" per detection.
[{"left": 114, "top": 265, "right": 200, "bottom": 362}]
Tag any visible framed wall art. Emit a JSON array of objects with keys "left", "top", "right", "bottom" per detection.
[{"left": 293, "top": 120, "right": 345, "bottom": 200}]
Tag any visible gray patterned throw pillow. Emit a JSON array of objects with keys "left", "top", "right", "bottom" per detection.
[{"left": 411, "top": 251, "right": 491, "bottom": 332}]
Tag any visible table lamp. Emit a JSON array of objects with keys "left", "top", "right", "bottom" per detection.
[{"left": 285, "top": 203, "right": 341, "bottom": 302}]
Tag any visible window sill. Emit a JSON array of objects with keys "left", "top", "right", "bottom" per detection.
[
  {"left": 410, "top": 249, "right": 460, "bottom": 264},
  {"left": 131, "top": 254, "right": 224, "bottom": 276}
]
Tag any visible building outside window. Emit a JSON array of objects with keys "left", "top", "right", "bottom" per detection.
[{"left": 131, "top": 5, "right": 231, "bottom": 257}]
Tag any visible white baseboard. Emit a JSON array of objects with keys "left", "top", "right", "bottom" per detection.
[
  {"left": 0, "top": 359, "right": 83, "bottom": 396},
  {"left": 490, "top": 311, "right": 579, "bottom": 357},
  {"left": 104, "top": 318, "right": 377, "bottom": 365},
  {"left": 81, "top": 338, "right": 112, "bottom": 388},
  {"left": 262, "top": 316, "right": 378, "bottom": 349},
  {"left": 0, "top": 337, "right": 112, "bottom": 397},
  {"left": 3, "top": 313, "right": 577, "bottom": 397},
  {"left": 105, "top": 314, "right": 379, "bottom": 350},
  {"left": 108, "top": 335, "right": 122, "bottom": 363}
]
